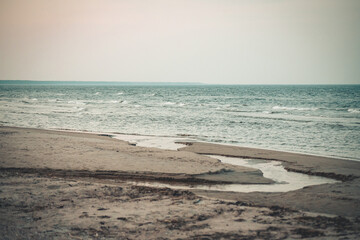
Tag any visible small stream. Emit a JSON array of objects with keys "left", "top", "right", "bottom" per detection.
[{"left": 113, "top": 134, "right": 338, "bottom": 192}]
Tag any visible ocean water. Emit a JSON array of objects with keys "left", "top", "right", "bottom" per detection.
[{"left": 0, "top": 84, "right": 359, "bottom": 161}]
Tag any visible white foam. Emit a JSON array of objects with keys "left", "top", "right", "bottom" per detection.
[
  {"left": 67, "top": 100, "right": 86, "bottom": 105},
  {"left": 272, "top": 106, "right": 318, "bottom": 111},
  {"left": 113, "top": 134, "right": 184, "bottom": 150},
  {"left": 348, "top": 108, "right": 360, "bottom": 113},
  {"left": 163, "top": 102, "right": 176, "bottom": 105}
]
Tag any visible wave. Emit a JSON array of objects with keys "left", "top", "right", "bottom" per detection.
[
  {"left": 272, "top": 106, "right": 318, "bottom": 111},
  {"left": 48, "top": 99, "right": 61, "bottom": 103},
  {"left": 52, "top": 109, "right": 83, "bottom": 114},
  {"left": 217, "top": 108, "right": 249, "bottom": 113},
  {"left": 348, "top": 108, "right": 360, "bottom": 114},
  {"left": 222, "top": 111, "right": 359, "bottom": 126},
  {"left": 218, "top": 108, "right": 275, "bottom": 114},
  {"left": 163, "top": 102, "right": 176, "bottom": 105},
  {"left": 67, "top": 100, "right": 86, "bottom": 105},
  {"left": 19, "top": 98, "right": 39, "bottom": 104},
  {"left": 161, "top": 102, "right": 186, "bottom": 107}
]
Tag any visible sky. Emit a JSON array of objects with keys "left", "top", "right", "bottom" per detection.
[{"left": 0, "top": 0, "right": 359, "bottom": 84}]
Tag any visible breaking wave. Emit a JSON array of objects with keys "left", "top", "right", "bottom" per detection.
[{"left": 272, "top": 106, "right": 318, "bottom": 111}]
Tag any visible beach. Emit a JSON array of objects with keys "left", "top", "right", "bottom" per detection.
[
  {"left": 1, "top": 126, "right": 359, "bottom": 239},
  {"left": 1, "top": 0, "right": 360, "bottom": 238}
]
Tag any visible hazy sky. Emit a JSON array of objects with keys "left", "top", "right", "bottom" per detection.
[{"left": 0, "top": 0, "right": 359, "bottom": 84}]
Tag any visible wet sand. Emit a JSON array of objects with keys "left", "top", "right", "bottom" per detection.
[
  {"left": 0, "top": 126, "right": 360, "bottom": 239},
  {"left": 178, "top": 142, "right": 360, "bottom": 181}
]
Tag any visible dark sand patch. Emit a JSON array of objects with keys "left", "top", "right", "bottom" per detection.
[{"left": 1, "top": 172, "right": 359, "bottom": 239}]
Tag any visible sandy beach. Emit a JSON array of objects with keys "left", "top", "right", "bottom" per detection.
[{"left": 1, "top": 126, "right": 360, "bottom": 239}]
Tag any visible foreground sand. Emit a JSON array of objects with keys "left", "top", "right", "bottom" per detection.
[
  {"left": 0, "top": 126, "right": 360, "bottom": 239},
  {"left": 0, "top": 127, "right": 272, "bottom": 184}
]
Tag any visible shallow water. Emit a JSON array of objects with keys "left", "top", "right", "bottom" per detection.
[
  {"left": 113, "top": 134, "right": 338, "bottom": 192},
  {"left": 112, "top": 134, "right": 185, "bottom": 150},
  {"left": 128, "top": 156, "right": 338, "bottom": 193}
]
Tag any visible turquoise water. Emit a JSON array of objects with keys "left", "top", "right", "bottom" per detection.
[{"left": 0, "top": 84, "right": 359, "bottom": 161}]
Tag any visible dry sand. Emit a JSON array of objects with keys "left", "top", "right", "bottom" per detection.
[
  {"left": 0, "top": 126, "right": 360, "bottom": 239},
  {"left": 0, "top": 127, "right": 272, "bottom": 184}
]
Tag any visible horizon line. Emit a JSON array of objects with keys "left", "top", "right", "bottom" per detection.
[{"left": 0, "top": 80, "right": 359, "bottom": 86}]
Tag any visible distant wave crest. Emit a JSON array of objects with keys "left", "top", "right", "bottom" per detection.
[
  {"left": 348, "top": 108, "right": 360, "bottom": 113},
  {"left": 272, "top": 106, "right": 318, "bottom": 111}
]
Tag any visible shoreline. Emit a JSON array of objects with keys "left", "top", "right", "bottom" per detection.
[
  {"left": 2, "top": 123, "right": 359, "bottom": 162},
  {"left": 52, "top": 126, "right": 359, "bottom": 181},
  {"left": 47, "top": 128, "right": 360, "bottom": 162},
  {"left": 1, "top": 126, "right": 358, "bottom": 184},
  {"left": 1, "top": 126, "right": 360, "bottom": 238}
]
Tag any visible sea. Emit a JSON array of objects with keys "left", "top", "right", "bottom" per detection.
[{"left": 0, "top": 83, "right": 359, "bottom": 161}]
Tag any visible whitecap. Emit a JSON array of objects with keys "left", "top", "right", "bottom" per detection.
[
  {"left": 272, "top": 106, "right": 318, "bottom": 111},
  {"left": 348, "top": 108, "right": 360, "bottom": 113},
  {"left": 163, "top": 102, "right": 176, "bottom": 105},
  {"left": 68, "top": 101, "right": 85, "bottom": 105},
  {"left": 72, "top": 107, "right": 85, "bottom": 112},
  {"left": 117, "top": 92, "right": 124, "bottom": 95}
]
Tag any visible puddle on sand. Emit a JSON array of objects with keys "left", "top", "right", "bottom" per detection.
[
  {"left": 128, "top": 155, "right": 338, "bottom": 193},
  {"left": 112, "top": 134, "right": 338, "bottom": 192},
  {"left": 206, "top": 156, "right": 338, "bottom": 192},
  {"left": 113, "top": 134, "right": 186, "bottom": 150}
]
